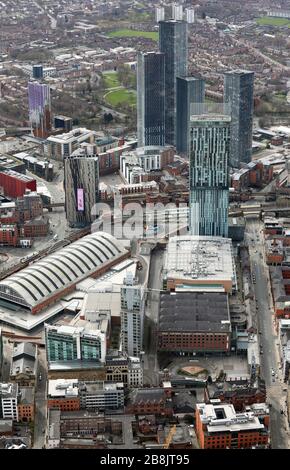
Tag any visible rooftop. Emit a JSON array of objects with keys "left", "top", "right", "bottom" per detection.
[
  {"left": 159, "top": 292, "right": 231, "bottom": 333},
  {"left": 164, "top": 235, "right": 236, "bottom": 291},
  {"left": 48, "top": 379, "right": 79, "bottom": 398},
  {"left": 0, "top": 231, "right": 127, "bottom": 310},
  {"left": 0, "top": 383, "right": 18, "bottom": 399},
  {"left": 197, "top": 402, "right": 265, "bottom": 433}
]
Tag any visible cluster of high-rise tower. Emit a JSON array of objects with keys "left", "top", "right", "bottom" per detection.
[{"left": 137, "top": 19, "right": 254, "bottom": 238}]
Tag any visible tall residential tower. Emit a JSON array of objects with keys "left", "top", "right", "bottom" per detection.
[
  {"left": 224, "top": 70, "right": 254, "bottom": 167},
  {"left": 189, "top": 115, "right": 231, "bottom": 237},
  {"left": 176, "top": 76, "right": 205, "bottom": 155},
  {"left": 28, "top": 82, "right": 51, "bottom": 138},
  {"left": 137, "top": 52, "right": 165, "bottom": 147},
  {"left": 159, "top": 20, "right": 188, "bottom": 146},
  {"left": 64, "top": 148, "right": 99, "bottom": 228}
]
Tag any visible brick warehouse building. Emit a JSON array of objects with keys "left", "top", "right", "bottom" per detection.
[
  {"left": 158, "top": 292, "right": 231, "bottom": 354},
  {"left": 0, "top": 170, "right": 36, "bottom": 198},
  {"left": 0, "top": 232, "right": 129, "bottom": 314},
  {"left": 195, "top": 402, "right": 269, "bottom": 449}
]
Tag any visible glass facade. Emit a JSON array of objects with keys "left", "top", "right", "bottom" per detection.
[
  {"left": 64, "top": 155, "right": 99, "bottom": 228},
  {"left": 159, "top": 20, "right": 188, "bottom": 146},
  {"left": 189, "top": 115, "right": 231, "bottom": 237},
  {"left": 224, "top": 70, "right": 254, "bottom": 167},
  {"left": 137, "top": 52, "right": 165, "bottom": 147},
  {"left": 46, "top": 333, "right": 78, "bottom": 362},
  {"left": 176, "top": 77, "right": 205, "bottom": 155}
]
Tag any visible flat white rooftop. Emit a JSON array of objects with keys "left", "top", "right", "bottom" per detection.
[{"left": 164, "top": 235, "right": 236, "bottom": 290}]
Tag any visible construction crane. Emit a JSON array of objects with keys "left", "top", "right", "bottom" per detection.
[{"left": 163, "top": 425, "right": 176, "bottom": 449}]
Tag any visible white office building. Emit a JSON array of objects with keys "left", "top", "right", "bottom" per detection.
[
  {"left": 121, "top": 273, "right": 145, "bottom": 357},
  {"left": 0, "top": 383, "right": 18, "bottom": 421}
]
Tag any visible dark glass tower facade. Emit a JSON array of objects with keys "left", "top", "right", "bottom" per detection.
[
  {"left": 159, "top": 20, "right": 188, "bottom": 146},
  {"left": 176, "top": 76, "right": 205, "bottom": 155},
  {"left": 137, "top": 52, "right": 165, "bottom": 147},
  {"left": 189, "top": 115, "right": 231, "bottom": 238},
  {"left": 64, "top": 154, "right": 99, "bottom": 228},
  {"left": 224, "top": 70, "right": 254, "bottom": 167}
]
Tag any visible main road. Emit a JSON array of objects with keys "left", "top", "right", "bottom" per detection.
[{"left": 245, "top": 218, "right": 289, "bottom": 449}]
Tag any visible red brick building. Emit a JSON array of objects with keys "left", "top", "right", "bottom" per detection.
[
  {"left": 126, "top": 389, "right": 173, "bottom": 416},
  {"left": 0, "top": 170, "right": 36, "bottom": 198},
  {"left": 205, "top": 379, "right": 267, "bottom": 412},
  {"left": 195, "top": 402, "right": 269, "bottom": 449},
  {"left": 22, "top": 217, "right": 49, "bottom": 238},
  {"left": 0, "top": 224, "right": 19, "bottom": 246},
  {"left": 158, "top": 292, "right": 231, "bottom": 353}
]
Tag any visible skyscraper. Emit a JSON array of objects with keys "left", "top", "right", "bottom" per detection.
[
  {"left": 64, "top": 149, "right": 99, "bottom": 228},
  {"left": 189, "top": 115, "right": 231, "bottom": 237},
  {"left": 224, "top": 70, "right": 254, "bottom": 167},
  {"left": 176, "top": 76, "right": 205, "bottom": 155},
  {"left": 28, "top": 82, "right": 51, "bottom": 138},
  {"left": 155, "top": 6, "right": 165, "bottom": 22},
  {"left": 137, "top": 52, "right": 165, "bottom": 147},
  {"left": 172, "top": 3, "right": 183, "bottom": 20},
  {"left": 159, "top": 20, "right": 188, "bottom": 146},
  {"left": 120, "top": 273, "right": 145, "bottom": 358}
]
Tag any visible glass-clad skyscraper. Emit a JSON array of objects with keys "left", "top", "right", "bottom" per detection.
[
  {"left": 159, "top": 20, "right": 188, "bottom": 146},
  {"left": 176, "top": 76, "right": 205, "bottom": 155},
  {"left": 224, "top": 70, "right": 254, "bottom": 167},
  {"left": 189, "top": 115, "right": 231, "bottom": 238},
  {"left": 137, "top": 52, "right": 165, "bottom": 147},
  {"left": 28, "top": 82, "right": 51, "bottom": 138},
  {"left": 64, "top": 153, "right": 99, "bottom": 228}
]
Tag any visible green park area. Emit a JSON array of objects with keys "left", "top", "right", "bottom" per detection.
[
  {"left": 102, "top": 71, "right": 136, "bottom": 107},
  {"left": 105, "top": 88, "right": 136, "bottom": 107},
  {"left": 103, "top": 72, "right": 120, "bottom": 88},
  {"left": 257, "top": 16, "right": 290, "bottom": 27},
  {"left": 108, "top": 28, "right": 158, "bottom": 41}
]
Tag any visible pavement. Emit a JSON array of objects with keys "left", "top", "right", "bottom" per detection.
[{"left": 246, "top": 218, "right": 289, "bottom": 449}]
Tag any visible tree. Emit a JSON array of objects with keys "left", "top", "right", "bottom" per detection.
[{"left": 103, "top": 113, "right": 113, "bottom": 124}]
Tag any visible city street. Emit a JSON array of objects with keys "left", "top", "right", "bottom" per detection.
[{"left": 246, "top": 218, "right": 289, "bottom": 449}]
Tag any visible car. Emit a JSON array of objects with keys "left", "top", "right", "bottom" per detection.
[
  {"left": 272, "top": 378, "right": 275, "bottom": 383},
  {"left": 271, "top": 369, "right": 275, "bottom": 376},
  {"left": 259, "top": 331, "right": 262, "bottom": 334}
]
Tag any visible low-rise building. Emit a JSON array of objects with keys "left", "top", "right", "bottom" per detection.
[
  {"left": 163, "top": 236, "right": 236, "bottom": 293},
  {"left": 158, "top": 292, "right": 231, "bottom": 353},
  {"left": 195, "top": 402, "right": 269, "bottom": 449},
  {"left": 45, "top": 128, "right": 96, "bottom": 161},
  {"left": 47, "top": 379, "right": 80, "bottom": 412},
  {"left": 45, "top": 323, "right": 107, "bottom": 364},
  {"left": 79, "top": 381, "right": 124, "bottom": 412},
  {"left": 10, "top": 342, "right": 37, "bottom": 387},
  {"left": 18, "top": 387, "right": 35, "bottom": 422},
  {"left": 105, "top": 352, "right": 143, "bottom": 388},
  {"left": 265, "top": 238, "right": 284, "bottom": 265},
  {"left": 126, "top": 389, "right": 173, "bottom": 417},
  {"left": 47, "top": 409, "right": 61, "bottom": 449},
  {"left": 0, "top": 383, "right": 18, "bottom": 421}
]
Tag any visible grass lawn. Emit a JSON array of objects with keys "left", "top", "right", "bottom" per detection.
[
  {"left": 257, "top": 16, "right": 290, "bottom": 27},
  {"left": 105, "top": 88, "right": 136, "bottom": 106},
  {"left": 108, "top": 28, "right": 158, "bottom": 41},
  {"left": 103, "top": 72, "right": 120, "bottom": 89}
]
